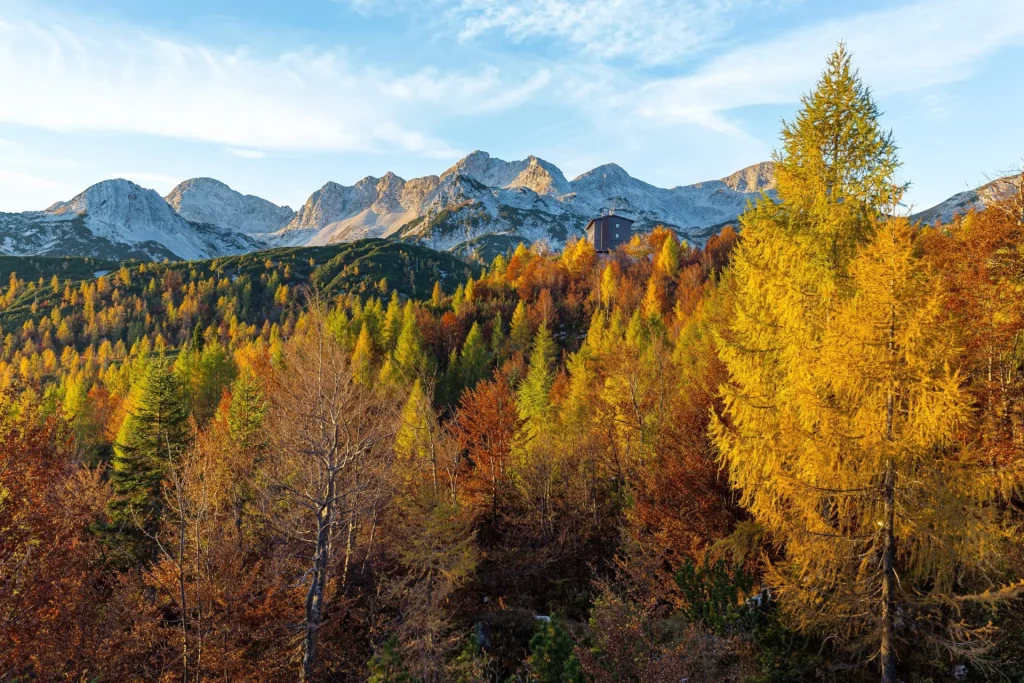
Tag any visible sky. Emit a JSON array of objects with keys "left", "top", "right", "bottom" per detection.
[{"left": 0, "top": 0, "right": 1022, "bottom": 213}]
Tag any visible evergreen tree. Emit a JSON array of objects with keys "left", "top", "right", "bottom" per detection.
[
  {"left": 107, "top": 360, "right": 189, "bottom": 562},
  {"left": 225, "top": 369, "right": 268, "bottom": 546},
  {"left": 381, "top": 306, "right": 430, "bottom": 388},
  {"left": 490, "top": 312, "right": 506, "bottom": 360},
  {"left": 458, "top": 322, "right": 490, "bottom": 390},
  {"left": 528, "top": 620, "right": 584, "bottom": 683},
  {"left": 190, "top": 322, "right": 204, "bottom": 351},
  {"left": 439, "top": 348, "right": 461, "bottom": 407},
  {"left": 227, "top": 370, "right": 268, "bottom": 452},
  {"left": 194, "top": 341, "right": 237, "bottom": 423},
  {"left": 367, "top": 636, "right": 412, "bottom": 683}
]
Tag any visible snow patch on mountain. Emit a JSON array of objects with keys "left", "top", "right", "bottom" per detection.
[
  {"left": 913, "top": 174, "right": 1021, "bottom": 225},
  {"left": 166, "top": 178, "right": 294, "bottom": 235},
  {"left": 442, "top": 151, "right": 571, "bottom": 196},
  {"left": 271, "top": 153, "right": 777, "bottom": 254},
  {"left": 1, "top": 154, "right": 784, "bottom": 263},
  {"left": 3, "top": 179, "right": 262, "bottom": 261}
]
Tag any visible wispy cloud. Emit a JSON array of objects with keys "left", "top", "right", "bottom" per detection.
[
  {"left": 226, "top": 148, "right": 267, "bottom": 159},
  {"left": 632, "top": 0, "right": 1024, "bottom": 133},
  {"left": 0, "top": 167, "right": 80, "bottom": 210},
  {"left": 0, "top": 8, "right": 547, "bottom": 159},
  {"left": 452, "top": 0, "right": 759, "bottom": 66}
]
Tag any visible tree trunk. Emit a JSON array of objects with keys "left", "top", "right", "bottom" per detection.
[
  {"left": 301, "top": 496, "right": 335, "bottom": 682},
  {"left": 341, "top": 501, "right": 357, "bottom": 593},
  {"left": 178, "top": 503, "right": 189, "bottom": 683},
  {"left": 880, "top": 463, "right": 897, "bottom": 683},
  {"left": 880, "top": 247, "right": 899, "bottom": 683}
]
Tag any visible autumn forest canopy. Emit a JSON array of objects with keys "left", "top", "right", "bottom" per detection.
[{"left": 4, "top": 47, "right": 1024, "bottom": 683}]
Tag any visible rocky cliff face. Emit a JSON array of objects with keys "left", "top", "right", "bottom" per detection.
[
  {"left": 272, "top": 152, "right": 778, "bottom": 258},
  {"left": 720, "top": 161, "right": 777, "bottom": 193}
]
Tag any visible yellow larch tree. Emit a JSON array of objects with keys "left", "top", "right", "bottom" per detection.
[{"left": 714, "top": 44, "right": 1022, "bottom": 681}]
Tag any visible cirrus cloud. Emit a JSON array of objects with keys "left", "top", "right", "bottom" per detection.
[
  {"left": 633, "top": 0, "right": 1024, "bottom": 134},
  {"left": 0, "top": 9, "right": 549, "bottom": 160}
]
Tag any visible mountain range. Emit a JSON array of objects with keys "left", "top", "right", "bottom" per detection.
[
  {"left": 0, "top": 151, "right": 1013, "bottom": 263},
  {"left": 910, "top": 174, "right": 1021, "bottom": 225}
]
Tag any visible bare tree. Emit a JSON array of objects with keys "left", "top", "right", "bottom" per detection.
[{"left": 261, "top": 303, "right": 398, "bottom": 682}]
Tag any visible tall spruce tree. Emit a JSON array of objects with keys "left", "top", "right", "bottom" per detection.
[
  {"left": 714, "top": 46, "right": 1018, "bottom": 680},
  {"left": 228, "top": 370, "right": 268, "bottom": 453},
  {"left": 108, "top": 360, "right": 190, "bottom": 562}
]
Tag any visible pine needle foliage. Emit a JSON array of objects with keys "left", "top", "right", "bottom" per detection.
[{"left": 714, "top": 45, "right": 1019, "bottom": 680}]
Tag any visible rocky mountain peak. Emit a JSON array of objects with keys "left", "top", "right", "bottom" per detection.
[
  {"left": 376, "top": 171, "right": 405, "bottom": 192},
  {"left": 913, "top": 173, "right": 1022, "bottom": 225},
  {"left": 510, "top": 156, "right": 571, "bottom": 196},
  {"left": 47, "top": 179, "right": 174, "bottom": 223},
  {"left": 5, "top": 153, "right": 790, "bottom": 263},
  {"left": 166, "top": 177, "right": 294, "bottom": 235},
  {"left": 720, "top": 162, "right": 777, "bottom": 192},
  {"left": 572, "top": 163, "right": 633, "bottom": 184},
  {"left": 442, "top": 150, "right": 504, "bottom": 185},
  {"left": 373, "top": 172, "right": 410, "bottom": 214},
  {"left": 32, "top": 178, "right": 259, "bottom": 261},
  {"left": 167, "top": 177, "right": 230, "bottom": 195}
]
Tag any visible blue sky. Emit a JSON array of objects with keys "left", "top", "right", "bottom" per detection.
[{"left": 0, "top": 0, "right": 1022, "bottom": 213}]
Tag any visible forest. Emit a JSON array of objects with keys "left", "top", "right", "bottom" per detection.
[{"left": 2, "top": 47, "right": 1024, "bottom": 683}]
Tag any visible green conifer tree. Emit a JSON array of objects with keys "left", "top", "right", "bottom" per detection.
[
  {"left": 194, "top": 341, "right": 237, "bottom": 423},
  {"left": 227, "top": 370, "right": 268, "bottom": 452},
  {"left": 107, "top": 360, "right": 190, "bottom": 562},
  {"left": 528, "top": 621, "right": 584, "bottom": 683},
  {"left": 381, "top": 307, "right": 430, "bottom": 387},
  {"left": 490, "top": 311, "right": 506, "bottom": 360},
  {"left": 458, "top": 322, "right": 490, "bottom": 390}
]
